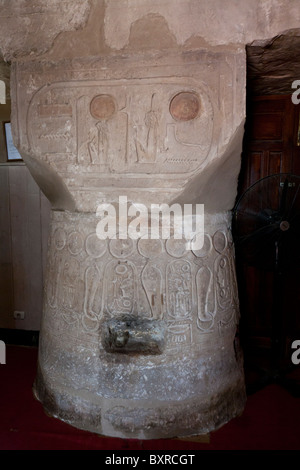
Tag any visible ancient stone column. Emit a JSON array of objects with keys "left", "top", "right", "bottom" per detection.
[
  {"left": 10, "top": 4, "right": 248, "bottom": 440},
  {"left": 7, "top": 0, "right": 300, "bottom": 440}
]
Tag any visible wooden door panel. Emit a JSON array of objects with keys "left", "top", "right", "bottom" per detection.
[
  {"left": 267, "top": 151, "right": 284, "bottom": 175},
  {"left": 240, "top": 95, "right": 294, "bottom": 190},
  {"left": 250, "top": 113, "right": 283, "bottom": 141},
  {"left": 247, "top": 151, "right": 263, "bottom": 188}
]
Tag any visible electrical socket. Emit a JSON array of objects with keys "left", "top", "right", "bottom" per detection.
[{"left": 13, "top": 311, "right": 25, "bottom": 320}]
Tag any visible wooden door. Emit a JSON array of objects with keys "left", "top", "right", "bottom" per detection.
[
  {"left": 236, "top": 94, "right": 300, "bottom": 388},
  {"left": 238, "top": 95, "right": 298, "bottom": 193}
]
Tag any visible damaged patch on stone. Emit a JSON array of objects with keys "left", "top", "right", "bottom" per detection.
[{"left": 102, "top": 318, "right": 166, "bottom": 355}]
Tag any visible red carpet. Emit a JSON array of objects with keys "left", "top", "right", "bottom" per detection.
[{"left": 0, "top": 345, "right": 299, "bottom": 450}]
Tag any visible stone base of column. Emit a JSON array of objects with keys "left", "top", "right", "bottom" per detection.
[
  {"left": 33, "top": 209, "right": 246, "bottom": 439},
  {"left": 33, "top": 363, "right": 245, "bottom": 439}
]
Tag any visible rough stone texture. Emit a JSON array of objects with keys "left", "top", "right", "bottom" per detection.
[
  {"left": 102, "top": 318, "right": 166, "bottom": 355},
  {"left": 0, "top": 0, "right": 91, "bottom": 61},
  {"left": 1, "top": 1, "right": 300, "bottom": 61},
  {"left": 2, "top": 0, "right": 300, "bottom": 439},
  {"left": 103, "top": 0, "right": 300, "bottom": 50},
  {"left": 247, "top": 30, "right": 300, "bottom": 96}
]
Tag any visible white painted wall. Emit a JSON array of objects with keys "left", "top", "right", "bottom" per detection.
[{"left": 0, "top": 164, "right": 51, "bottom": 330}]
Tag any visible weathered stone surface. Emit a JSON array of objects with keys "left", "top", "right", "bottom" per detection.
[
  {"left": 247, "top": 30, "right": 300, "bottom": 96},
  {"left": 0, "top": 0, "right": 91, "bottom": 61},
  {"left": 2, "top": 1, "right": 300, "bottom": 61},
  {"left": 103, "top": 0, "right": 300, "bottom": 51}
]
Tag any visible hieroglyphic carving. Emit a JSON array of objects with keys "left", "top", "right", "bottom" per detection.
[
  {"left": 103, "top": 261, "right": 137, "bottom": 316},
  {"left": 167, "top": 321, "right": 192, "bottom": 346},
  {"left": 166, "top": 260, "right": 192, "bottom": 320},
  {"left": 85, "top": 233, "right": 107, "bottom": 259},
  {"left": 39, "top": 126, "right": 73, "bottom": 142},
  {"left": 228, "top": 245, "right": 240, "bottom": 318},
  {"left": 81, "top": 234, "right": 108, "bottom": 331},
  {"left": 212, "top": 230, "right": 238, "bottom": 330},
  {"left": 28, "top": 87, "right": 76, "bottom": 157},
  {"left": 135, "top": 93, "right": 159, "bottom": 163},
  {"left": 46, "top": 226, "right": 86, "bottom": 327},
  {"left": 60, "top": 256, "right": 83, "bottom": 324},
  {"left": 169, "top": 92, "right": 201, "bottom": 122},
  {"left": 137, "top": 238, "right": 163, "bottom": 258},
  {"left": 141, "top": 264, "right": 163, "bottom": 320},
  {"left": 47, "top": 218, "right": 239, "bottom": 341},
  {"left": 165, "top": 237, "right": 187, "bottom": 258},
  {"left": 27, "top": 77, "right": 213, "bottom": 175},
  {"left": 215, "top": 254, "right": 232, "bottom": 311},
  {"left": 45, "top": 211, "right": 240, "bottom": 350},
  {"left": 82, "top": 264, "right": 103, "bottom": 331},
  {"left": 109, "top": 239, "right": 134, "bottom": 259},
  {"left": 137, "top": 239, "right": 164, "bottom": 319},
  {"left": 196, "top": 266, "right": 215, "bottom": 332},
  {"left": 194, "top": 229, "right": 239, "bottom": 334},
  {"left": 90, "top": 94, "right": 116, "bottom": 120},
  {"left": 192, "top": 233, "right": 212, "bottom": 258},
  {"left": 83, "top": 120, "right": 109, "bottom": 165},
  {"left": 78, "top": 94, "right": 116, "bottom": 166},
  {"left": 67, "top": 231, "right": 84, "bottom": 256},
  {"left": 213, "top": 230, "right": 227, "bottom": 254},
  {"left": 38, "top": 104, "right": 72, "bottom": 118},
  {"left": 47, "top": 228, "right": 66, "bottom": 309},
  {"left": 47, "top": 251, "right": 63, "bottom": 310}
]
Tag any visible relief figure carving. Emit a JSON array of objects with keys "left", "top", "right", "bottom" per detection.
[
  {"left": 215, "top": 254, "right": 232, "bottom": 311},
  {"left": 77, "top": 95, "right": 111, "bottom": 166},
  {"left": 86, "top": 121, "right": 109, "bottom": 164},
  {"left": 47, "top": 228, "right": 66, "bottom": 310},
  {"left": 60, "top": 257, "right": 83, "bottom": 324},
  {"left": 166, "top": 260, "right": 192, "bottom": 320},
  {"left": 104, "top": 261, "right": 137, "bottom": 316},
  {"left": 27, "top": 78, "right": 214, "bottom": 176},
  {"left": 47, "top": 252, "right": 64, "bottom": 310},
  {"left": 141, "top": 264, "right": 163, "bottom": 320},
  {"left": 135, "top": 93, "right": 158, "bottom": 163},
  {"left": 167, "top": 321, "right": 192, "bottom": 346},
  {"left": 196, "top": 266, "right": 215, "bottom": 331},
  {"left": 82, "top": 264, "right": 103, "bottom": 331}
]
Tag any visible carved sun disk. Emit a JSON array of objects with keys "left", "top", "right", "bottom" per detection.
[
  {"left": 90, "top": 94, "right": 116, "bottom": 120},
  {"left": 169, "top": 91, "right": 201, "bottom": 122}
]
